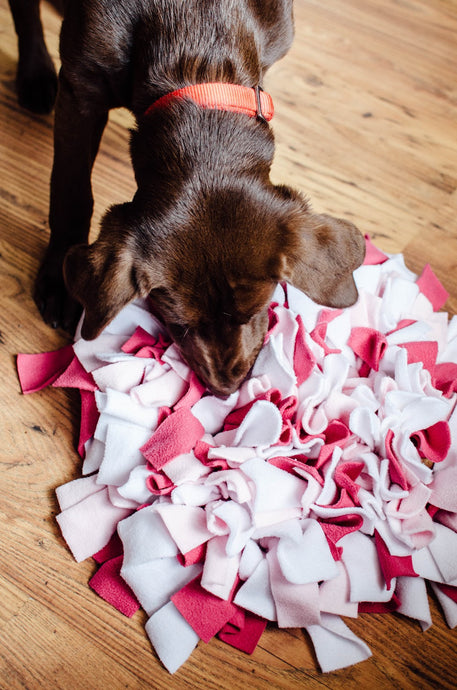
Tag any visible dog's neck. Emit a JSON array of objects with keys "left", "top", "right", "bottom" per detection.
[
  {"left": 131, "top": 86, "right": 276, "bottom": 214},
  {"left": 144, "top": 83, "right": 274, "bottom": 124}
]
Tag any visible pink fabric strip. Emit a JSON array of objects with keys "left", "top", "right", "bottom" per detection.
[
  {"left": 416, "top": 264, "right": 449, "bottom": 310},
  {"left": 348, "top": 327, "right": 388, "bottom": 372},
  {"left": 399, "top": 341, "right": 438, "bottom": 374},
  {"left": 411, "top": 421, "right": 451, "bottom": 464},
  {"left": 434, "top": 362, "right": 457, "bottom": 397},
  {"left": 17, "top": 345, "right": 74, "bottom": 394},
  {"left": 293, "top": 315, "right": 316, "bottom": 384},
  {"left": 93, "top": 531, "right": 124, "bottom": 563},
  {"left": 171, "top": 576, "right": 237, "bottom": 643},
  {"left": 78, "top": 391, "right": 99, "bottom": 457},
  {"left": 121, "top": 326, "right": 170, "bottom": 361},
  {"left": 89, "top": 555, "right": 140, "bottom": 617},
  {"left": 217, "top": 610, "right": 267, "bottom": 654},
  {"left": 52, "top": 354, "right": 97, "bottom": 391},
  {"left": 141, "top": 408, "right": 205, "bottom": 470},
  {"left": 374, "top": 531, "right": 418, "bottom": 589},
  {"left": 363, "top": 235, "right": 388, "bottom": 265}
]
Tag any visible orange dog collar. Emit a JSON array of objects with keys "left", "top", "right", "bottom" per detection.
[{"left": 145, "top": 83, "right": 274, "bottom": 122}]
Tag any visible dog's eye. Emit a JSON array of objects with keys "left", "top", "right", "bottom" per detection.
[
  {"left": 235, "top": 313, "right": 253, "bottom": 325},
  {"left": 168, "top": 323, "right": 189, "bottom": 340},
  {"left": 231, "top": 310, "right": 255, "bottom": 326}
]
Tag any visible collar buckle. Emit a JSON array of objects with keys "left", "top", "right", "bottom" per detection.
[{"left": 254, "top": 86, "right": 268, "bottom": 124}]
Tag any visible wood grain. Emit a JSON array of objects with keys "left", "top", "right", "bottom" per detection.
[{"left": 1, "top": 0, "right": 456, "bottom": 687}]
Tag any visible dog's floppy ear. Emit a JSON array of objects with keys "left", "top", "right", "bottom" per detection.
[
  {"left": 64, "top": 204, "right": 162, "bottom": 340},
  {"left": 275, "top": 187, "right": 366, "bottom": 308}
]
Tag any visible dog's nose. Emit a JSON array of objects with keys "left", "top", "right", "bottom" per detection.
[
  {"left": 203, "top": 364, "right": 249, "bottom": 397},
  {"left": 206, "top": 380, "right": 239, "bottom": 398},
  {"left": 179, "top": 339, "right": 259, "bottom": 398},
  {"left": 206, "top": 387, "right": 232, "bottom": 399}
]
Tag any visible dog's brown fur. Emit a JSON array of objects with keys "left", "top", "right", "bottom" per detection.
[{"left": 9, "top": 0, "right": 365, "bottom": 395}]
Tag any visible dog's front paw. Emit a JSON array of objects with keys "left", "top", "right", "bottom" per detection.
[
  {"left": 34, "top": 251, "right": 82, "bottom": 335},
  {"left": 17, "top": 50, "right": 58, "bottom": 115}
]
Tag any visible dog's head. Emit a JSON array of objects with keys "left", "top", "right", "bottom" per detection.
[{"left": 64, "top": 182, "right": 365, "bottom": 395}]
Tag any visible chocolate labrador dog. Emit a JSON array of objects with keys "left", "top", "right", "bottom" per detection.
[{"left": 9, "top": 0, "right": 365, "bottom": 395}]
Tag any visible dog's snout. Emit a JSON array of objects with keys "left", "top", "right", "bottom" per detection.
[
  {"left": 167, "top": 309, "right": 269, "bottom": 398},
  {"left": 198, "top": 358, "right": 249, "bottom": 397},
  {"left": 206, "top": 382, "right": 238, "bottom": 398},
  {"left": 179, "top": 340, "right": 254, "bottom": 397}
]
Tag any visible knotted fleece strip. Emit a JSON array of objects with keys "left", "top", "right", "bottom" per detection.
[{"left": 17, "top": 237, "right": 457, "bottom": 674}]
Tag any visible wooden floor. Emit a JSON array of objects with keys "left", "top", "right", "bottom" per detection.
[{"left": 1, "top": 0, "right": 456, "bottom": 687}]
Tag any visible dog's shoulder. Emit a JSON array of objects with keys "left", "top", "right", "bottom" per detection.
[{"left": 59, "top": 0, "right": 294, "bottom": 109}]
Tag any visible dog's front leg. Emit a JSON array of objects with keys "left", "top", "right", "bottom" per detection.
[
  {"left": 34, "top": 73, "right": 108, "bottom": 332},
  {"left": 8, "top": 0, "right": 58, "bottom": 113}
]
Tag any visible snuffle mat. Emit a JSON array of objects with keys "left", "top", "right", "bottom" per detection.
[{"left": 17, "top": 236, "right": 457, "bottom": 674}]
